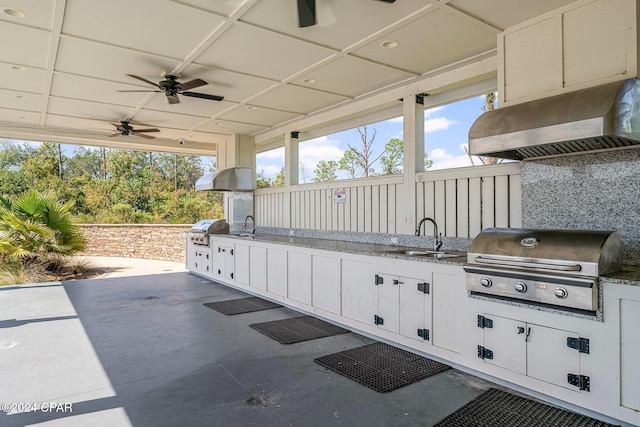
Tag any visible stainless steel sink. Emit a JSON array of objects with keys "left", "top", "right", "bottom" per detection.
[{"left": 379, "top": 248, "right": 464, "bottom": 258}]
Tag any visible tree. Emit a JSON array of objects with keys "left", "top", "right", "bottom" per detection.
[
  {"left": 299, "top": 162, "right": 310, "bottom": 183},
  {"left": 66, "top": 147, "right": 102, "bottom": 179},
  {"left": 380, "top": 138, "right": 404, "bottom": 175},
  {"left": 0, "top": 190, "right": 85, "bottom": 260},
  {"left": 347, "top": 126, "right": 384, "bottom": 178},
  {"left": 256, "top": 170, "right": 273, "bottom": 188},
  {"left": 338, "top": 148, "right": 359, "bottom": 179},
  {"left": 313, "top": 160, "right": 338, "bottom": 182},
  {"left": 273, "top": 166, "right": 285, "bottom": 187}
]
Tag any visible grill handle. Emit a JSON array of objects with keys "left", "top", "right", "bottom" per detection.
[{"left": 473, "top": 256, "right": 582, "bottom": 272}]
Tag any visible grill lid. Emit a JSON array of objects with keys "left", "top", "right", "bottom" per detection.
[
  {"left": 191, "top": 219, "right": 229, "bottom": 234},
  {"left": 467, "top": 228, "right": 622, "bottom": 277}
]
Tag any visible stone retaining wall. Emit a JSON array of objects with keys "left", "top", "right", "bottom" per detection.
[{"left": 78, "top": 224, "right": 191, "bottom": 263}]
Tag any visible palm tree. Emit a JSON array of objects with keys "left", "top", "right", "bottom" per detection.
[{"left": 0, "top": 190, "right": 85, "bottom": 260}]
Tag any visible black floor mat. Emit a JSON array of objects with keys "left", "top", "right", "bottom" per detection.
[
  {"left": 203, "top": 296, "right": 283, "bottom": 315},
  {"left": 433, "top": 388, "right": 620, "bottom": 427},
  {"left": 314, "top": 341, "right": 450, "bottom": 393},
  {"left": 249, "top": 315, "right": 351, "bottom": 344}
]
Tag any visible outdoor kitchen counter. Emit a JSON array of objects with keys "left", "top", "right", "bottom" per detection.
[
  {"left": 601, "top": 264, "right": 640, "bottom": 286},
  {"left": 225, "top": 233, "right": 467, "bottom": 266}
]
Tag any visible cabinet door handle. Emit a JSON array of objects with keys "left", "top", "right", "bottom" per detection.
[
  {"left": 526, "top": 327, "right": 532, "bottom": 342},
  {"left": 517, "top": 327, "right": 525, "bottom": 334},
  {"left": 393, "top": 279, "right": 403, "bottom": 285}
]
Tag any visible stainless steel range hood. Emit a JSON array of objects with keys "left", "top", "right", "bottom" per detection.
[
  {"left": 469, "top": 78, "right": 640, "bottom": 160},
  {"left": 195, "top": 167, "right": 254, "bottom": 191}
]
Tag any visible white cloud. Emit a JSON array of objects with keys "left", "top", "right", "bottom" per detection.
[
  {"left": 429, "top": 148, "right": 453, "bottom": 160},
  {"left": 429, "top": 155, "right": 475, "bottom": 170},
  {"left": 256, "top": 147, "right": 285, "bottom": 160},
  {"left": 257, "top": 165, "right": 282, "bottom": 175},
  {"left": 387, "top": 116, "right": 404, "bottom": 123},
  {"left": 299, "top": 136, "right": 344, "bottom": 171},
  {"left": 424, "top": 106, "right": 445, "bottom": 118},
  {"left": 424, "top": 117, "right": 456, "bottom": 133}
]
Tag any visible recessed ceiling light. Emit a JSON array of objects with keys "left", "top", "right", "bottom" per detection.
[
  {"left": 15, "top": 95, "right": 29, "bottom": 100},
  {"left": 380, "top": 40, "right": 398, "bottom": 49},
  {"left": 246, "top": 106, "right": 257, "bottom": 110},
  {"left": 10, "top": 65, "right": 26, "bottom": 71},
  {"left": 303, "top": 78, "right": 317, "bottom": 84},
  {"left": 214, "top": 122, "right": 223, "bottom": 126},
  {"left": 2, "top": 8, "right": 25, "bottom": 18}
]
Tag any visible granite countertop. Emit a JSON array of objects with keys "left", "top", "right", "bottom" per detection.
[
  {"left": 220, "top": 233, "right": 467, "bottom": 266},
  {"left": 600, "top": 265, "right": 640, "bottom": 286}
]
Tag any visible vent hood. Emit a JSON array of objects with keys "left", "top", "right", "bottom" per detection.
[
  {"left": 469, "top": 78, "right": 640, "bottom": 160},
  {"left": 195, "top": 167, "right": 254, "bottom": 191}
]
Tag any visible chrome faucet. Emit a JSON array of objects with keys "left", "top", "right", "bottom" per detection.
[
  {"left": 415, "top": 217, "right": 443, "bottom": 252},
  {"left": 243, "top": 215, "right": 255, "bottom": 234}
]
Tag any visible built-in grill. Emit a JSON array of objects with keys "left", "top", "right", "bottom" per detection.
[
  {"left": 188, "top": 219, "right": 229, "bottom": 246},
  {"left": 464, "top": 228, "right": 622, "bottom": 312}
]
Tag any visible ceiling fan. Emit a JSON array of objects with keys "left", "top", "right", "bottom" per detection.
[
  {"left": 297, "top": 0, "right": 396, "bottom": 27},
  {"left": 110, "top": 121, "right": 160, "bottom": 139},
  {"left": 118, "top": 74, "right": 224, "bottom": 104}
]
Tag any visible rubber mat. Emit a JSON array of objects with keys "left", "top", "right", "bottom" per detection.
[
  {"left": 249, "top": 315, "right": 350, "bottom": 344},
  {"left": 433, "top": 388, "right": 620, "bottom": 427},
  {"left": 203, "top": 296, "right": 283, "bottom": 315},
  {"left": 314, "top": 341, "right": 450, "bottom": 393}
]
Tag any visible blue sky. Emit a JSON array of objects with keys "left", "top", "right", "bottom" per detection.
[{"left": 257, "top": 94, "right": 490, "bottom": 181}]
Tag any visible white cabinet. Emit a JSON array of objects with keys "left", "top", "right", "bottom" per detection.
[
  {"left": 431, "top": 272, "right": 464, "bottom": 353},
  {"left": 620, "top": 298, "right": 640, "bottom": 411},
  {"left": 267, "top": 248, "right": 287, "bottom": 297},
  {"left": 249, "top": 245, "right": 267, "bottom": 290},
  {"left": 341, "top": 259, "right": 377, "bottom": 324},
  {"left": 213, "top": 243, "right": 234, "bottom": 280},
  {"left": 478, "top": 314, "right": 587, "bottom": 392},
  {"left": 399, "top": 276, "right": 432, "bottom": 343},
  {"left": 186, "top": 238, "right": 213, "bottom": 276},
  {"left": 234, "top": 243, "right": 250, "bottom": 285},
  {"left": 288, "top": 252, "right": 312, "bottom": 305},
  {"left": 374, "top": 273, "right": 401, "bottom": 334},
  {"left": 312, "top": 255, "right": 341, "bottom": 314}
]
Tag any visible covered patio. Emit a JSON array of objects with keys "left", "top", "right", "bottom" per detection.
[{"left": 1, "top": 270, "right": 496, "bottom": 426}]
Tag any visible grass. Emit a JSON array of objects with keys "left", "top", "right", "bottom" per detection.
[{"left": 0, "top": 256, "right": 95, "bottom": 286}]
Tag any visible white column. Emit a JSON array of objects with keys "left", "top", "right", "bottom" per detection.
[
  {"left": 398, "top": 94, "right": 425, "bottom": 234},
  {"left": 283, "top": 132, "right": 299, "bottom": 228}
]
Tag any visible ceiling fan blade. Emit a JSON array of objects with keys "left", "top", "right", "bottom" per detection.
[
  {"left": 117, "top": 90, "right": 162, "bottom": 93},
  {"left": 109, "top": 132, "right": 120, "bottom": 137},
  {"left": 182, "top": 91, "right": 224, "bottom": 101},
  {"left": 132, "top": 132, "right": 156, "bottom": 139},
  {"left": 134, "top": 128, "right": 160, "bottom": 133},
  {"left": 377, "top": 0, "right": 396, "bottom": 2},
  {"left": 126, "top": 74, "right": 162, "bottom": 88},
  {"left": 297, "top": 0, "right": 316, "bottom": 27},
  {"left": 177, "top": 78, "right": 207, "bottom": 91},
  {"left": 167, "top": 94, "right": 180, "bottom": 104}
]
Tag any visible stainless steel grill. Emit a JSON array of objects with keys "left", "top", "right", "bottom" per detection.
[
  {"left": 188, "top": 219, "right": 229, "bottom": 246},
  {"left": 464, "top": 228, "right": 622, "bottom": 311}
]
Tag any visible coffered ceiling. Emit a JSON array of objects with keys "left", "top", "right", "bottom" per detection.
[{"left": 0, "top": 0, "right": 575, "bottom": 154}]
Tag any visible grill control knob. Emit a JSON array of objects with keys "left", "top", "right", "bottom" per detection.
[
  {"left": 555, "top": 287, "right": 568, "bottom": 299},
  {"left": 480, "top": 277, "right": 492, "bottom": 288},
  {"left": 515, "top": 282, "right": 527, "bottom": 293}
]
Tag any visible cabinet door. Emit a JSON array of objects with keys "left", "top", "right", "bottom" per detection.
[
  {"left": 312, "top": 255, "right": 340, "bottom": 314},
  {"left": 620, "top": 298, "right": 640, "bottom": 410},
  {"left": 399, "top": 276, "right": 431, "bottom": 342},
  {"left": 341, "top": 259, "right": 376, "bottom": 324},
  {"left": 267, "top": 248, "right": 287, "bottom": 297},
  {"left": 432, "top": 272, "right": 464, "bottom": 353},
  {"left": 483, "top": 314, "right": 527, "bottom": 375},
  {"left": 288, "top": 252, "right": 312, "bottom": 305},
  {"left": 527, "top": 324, "right": 580, "bottom": 390},
  {"left": 234, "top": 243, "right": 250, "bottom": 284},
  {"left": 249, "top": 246, "right": 267, "bottom": 290},
  {"left": 377, "top": 273, "right": 400, "bottom": 334},
  {"left": 213, "top": 245, "right": 227, "bottom": 277},
  {"left": 225, "top": 247, "right": 234, "bottom": 279}
]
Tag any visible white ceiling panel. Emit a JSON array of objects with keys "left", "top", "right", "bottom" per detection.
[
  {"left": 55, "top": 37, "right": 181, "bottom": 84},
  {"left": 61, "top": 0, "right": 226, "bottom": 59},
  {"left": 292, "top": 56, "right": 415, "bottom": 97},
  {"left": 239, "top": 0, "right": 432, "bottom": 50},
  {"left": 0, "top": 108, "right": 40, "bottom": 126},
  {"left": 50, "top": 73, "right": 150, "bottom": 107},
  {"left": 352, "top": 7, "right": 497, "bottom": 74},
  {"left": 196, "top": 119, "right": 267, "bottom": 135},
  {"left": 45, "top": 114, "right": 118, "bottom": 134},
  {"left": 0, "top": 63, "right": 46, "bottom": 94},
  {"left": 195, "top": 23, "right": 336, "bottom": 80},
  {"left": 0, "top": 88, "right": 42, "bottom": 112},
  {"left": 132, "top": 109, "right": 209, "bottom": 130},
  {"left": 182, "top": 64, "right": 277, "bottom": 103},
  {"left": 175, "top": 0, "right": 247, "bottom": 19},
  {"left": 47, "top": 97, "right": 132, "bottom": 122},
  {"left": 178, "top": 130, "right": 227, "bottom": 144},
  {"left": 0, "top": 23, "right": 50, "bottom": 68},
  {"left": 449, "top": 0, "right": 577, "bottom": 31},
  {"left": 250, "top": 84, "right": 348, "bottom": 114},
  {"left": 143, "top": 96, "right": 235, "bottom": 118},
  {"left": 0, "top": 1, "right": 55, "bottom": 30},
  {"left": 218, "top": 105, "right": 301, "bottom": 127}
]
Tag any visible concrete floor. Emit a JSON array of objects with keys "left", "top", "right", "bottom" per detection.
[{"left": 0, "top": 269, "right": 503, "bottom": 426}]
